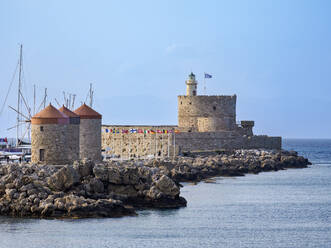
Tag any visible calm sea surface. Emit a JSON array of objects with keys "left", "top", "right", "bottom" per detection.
[{"left": 0, "top": 139, "right": 330, "bottom": 248}]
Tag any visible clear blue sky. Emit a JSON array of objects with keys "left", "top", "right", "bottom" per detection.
[{"left": 0, "top": 0, "right": 330, "bottom": 139}]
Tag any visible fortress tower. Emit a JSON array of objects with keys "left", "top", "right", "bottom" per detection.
[
  {"left": 186, "top": 72, "right": 198, "bottom": 96},
  {"left": 178, "top": 73, "right": 237, "bottom": 132},
  {"left": 31, "top": 104, "right": 70, "bottom": 164},
  {"left": 59, "top": 105, "right": 80, "bottom": 162},
  {"left": 74, "top": 104, "right": 102, "bottom": 161}
]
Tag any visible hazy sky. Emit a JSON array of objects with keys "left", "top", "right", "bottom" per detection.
[{"left": 0, "top": 0, "right": 330, "bottom": 139}]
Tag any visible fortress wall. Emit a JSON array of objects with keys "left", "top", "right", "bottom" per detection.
[
  {"left": 197, "top": 117, "right": 235, "bottom": 132},
  {"left": 178, "top": 95, "right": 237, "bottom": 132},
  {"left": 174, "top": 132, "right": 281, "bottom": 152},
  {"left": 102, "top": 125, "right": 177, "bottom": 158},
  {"left": 102, "top": 124, "right": 281, "bottom": 158}
]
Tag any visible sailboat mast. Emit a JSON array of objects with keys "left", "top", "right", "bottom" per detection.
[{"left": 17, "top": 44, "right": 23, "bottom": 146}]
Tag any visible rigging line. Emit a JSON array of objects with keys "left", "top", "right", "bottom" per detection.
[
  {"left": 8, "top": 105, "right": 30, "bottom": 120},
  {"left": 21, "top": 62, "right": 31, "bottom": 110},
  {"left": 0, "top": 61, "right": 19, "bottom": 117},
  {"left": 7, "top": 122, "right": 26, "bottom": 131},
  {"left": 19, "top": 89, "right": 32, "bottom": 118},
  {"left": 37, "top": 90, "right": 47, "bottom": 112}
]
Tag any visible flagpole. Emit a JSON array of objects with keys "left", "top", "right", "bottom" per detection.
[
  {"left": 168, "top": 132, "right": 170, "bottom": 158},
  {"left": 121, "top": 132, "right": 123, "bottom": 161},
  {"left": 113, "top": 131, "right": 115, "bottom": 157},
  {"left": 137, "top": 134, "right": 139, "bottom": 159},
  {"left": 155, "top": 132, "right": 157, "bottom": 158},
  {"left": 173, "top": 130, "right": 176, "bottom": 158},
  {"left": 149, "top": 132, "right": 152, "bottom": 157},
  {"left": 204, "top": 72, "right": 206, "bottom": 95},
  {"left": 129, "top": 133, "right": 131, "bottom": 160}
]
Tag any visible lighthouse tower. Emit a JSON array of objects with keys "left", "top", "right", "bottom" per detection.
[{"left": 185, "top": 72, "right": 198, "bottom": 96}]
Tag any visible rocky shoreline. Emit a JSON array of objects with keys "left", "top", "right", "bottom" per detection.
[{"left": 0, "top": 149, "right": 310, "bottom": 219}]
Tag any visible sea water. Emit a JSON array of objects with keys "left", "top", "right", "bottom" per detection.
[{"left": 0, "top": 139, "right": 330, "bottom": 248}]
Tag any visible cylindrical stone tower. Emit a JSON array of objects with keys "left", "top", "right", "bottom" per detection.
[
  {"left": 178, "top": 95, "right": 237, "bottom": 132},
  {"left": 186, "top": 72, "right": 198, "bottom": 96},
  {"left": 74, "top": 104, "right": 102, "bottom": 161},
  {"left": 31, "top": 104, "right": 70, "bottom": 164},
  {"left": 59, "top": 105, "right": 80, "bottom": 163}
]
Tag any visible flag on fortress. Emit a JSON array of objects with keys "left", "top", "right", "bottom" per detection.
[
  {"left": 204, "top": 73, "right": 212, "bottom": 78},
  {"left": 138, "top": 129, "right": 143, "bottom": 133},
  {"left": 150, "top": 130, "right": 155, "bottom": 134},
  {"left": 0, "top": 138, "right": 7, "bottom": 143}
]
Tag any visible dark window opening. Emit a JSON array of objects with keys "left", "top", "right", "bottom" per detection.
[
  {"left": 213, "top": 106, "right": 216, "bottom": 111},
  {"left": 40, "top": 149, "right": 45, "bottom": 161},
  {"left": 40, "top": 126, "right": 44, "bottom": 131},
  {"left": 193, "top": 90, "right": 196, "bottom": 96}
]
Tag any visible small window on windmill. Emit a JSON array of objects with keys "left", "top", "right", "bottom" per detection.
[
  {"left": 213, "top": 106, "right": 216, "bottom": 111},
  {"left": 40, "top": 126, "right": 44, "bottom": 132}
]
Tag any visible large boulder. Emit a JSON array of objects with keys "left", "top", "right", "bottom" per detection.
[
  {"left": 86, "top": 178, "right": 104, "bottom": 193},
  {"left": 47, "top": 165, "right": 80, "bottom": 191},
  {"left": 73, "top": 159, "right": 93, "bottom": 178},
  {"left": 154, "top": 175, "right": 179, "bottom": 197}
]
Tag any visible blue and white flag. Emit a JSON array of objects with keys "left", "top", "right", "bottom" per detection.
[{"left": 204, "top": 73, "right": 212, "bottom": 78}]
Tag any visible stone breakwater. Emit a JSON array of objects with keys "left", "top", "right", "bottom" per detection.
[
  {"left": 0, "top": 160, "right": 186, "bottom": 219},
  {"left": 0, "top": 149, "right": 310, "bottom": 219},
  {"left": 142, "top": 150, "right": 311, "bottom": 182}
]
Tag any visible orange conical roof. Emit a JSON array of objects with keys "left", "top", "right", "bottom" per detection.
[
  {"left": 59, "top": 105, "right": 79, "bottom": 118},
  {"left": 31, "top": 104, "right": 69, "bottom": 124},
  {"left": 74, "top": 103, "right": 102, "bottom": 119}
]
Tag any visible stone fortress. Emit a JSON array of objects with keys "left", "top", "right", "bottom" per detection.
[
  {"left": 102, "top": 73, "right": 281, "bottom": 159},
  {"left": 31, "top": 104, "right": 102, "bottom": 164}
]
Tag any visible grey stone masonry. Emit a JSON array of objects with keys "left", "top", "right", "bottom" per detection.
[
  {"left": 31, "top": 124, "right": 70, "bottom": 164},
  {"left": 66, "top": 124, "right": 80, "bottom": 163},
  {"left": 80, "top": 119, "right": 102, "bottom": 161},
  {"left": 102, "top": 125, "right": 177, "bottom": 159},
  {"left": 174, "top": 132, "right": 281, "bottom": 152},
  {"left": 102, "top": 125, "right": 281, "bottom": 158},
  {"left": 178, "top": 95, "right": 237, "bottom": 132}
]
